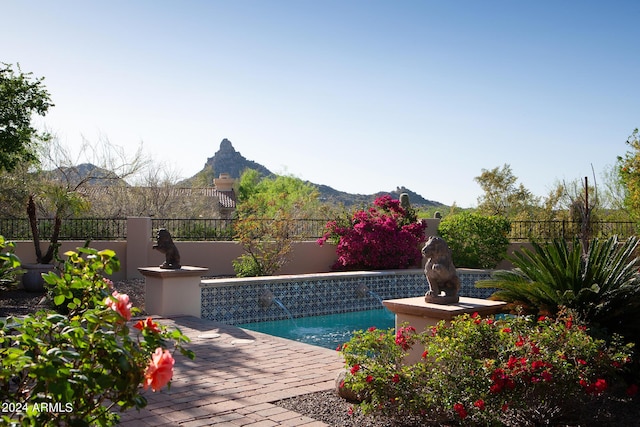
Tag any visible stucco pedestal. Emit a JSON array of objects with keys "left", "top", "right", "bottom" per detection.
[
  {"left": 383, "top": 296, "right": 507, "bottom": 364},
  {"left": 139, "top": 266, "right": 208, "bottom": 317}
]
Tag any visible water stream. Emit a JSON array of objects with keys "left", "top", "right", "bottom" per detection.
[
  {"left": 368, "top": 290, "right": 385, "bottom": 307},
  {"left": 272, "top": 297, "right": 297, "bottom": 325}
]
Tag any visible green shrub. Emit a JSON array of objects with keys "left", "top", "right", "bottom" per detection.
[
  {"left": 339, "top": 311, "right": 635, "bottom": 426},
  {"left": 477, "top": 236, "right": 640, "bottom": 346},
  {"left": 0, "top": 247, "right": 194, "bottom": 426},
  {"left": 438, "top": 212, "right": 510, "bottom": 268},
  {"left": 0, "top": 235, "right": 22, "bottom": 290}
]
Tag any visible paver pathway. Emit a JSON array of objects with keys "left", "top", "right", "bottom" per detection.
[{"left": 119, "top": 316, "right": 345, "bottom": 426}]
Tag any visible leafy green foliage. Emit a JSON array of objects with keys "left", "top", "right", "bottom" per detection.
[
  {"left": 477, "top": 236, "right": 640, "bottom": 344},
  {"left": 617, "top": 128, "right": 640, "bottom": 221},
  {"left": 0, "top": 63, "right": 53, "bottom": 173},
  {"left": 0, "top": 246, "right": 194, "bottom": 426},
  {"left": 340, "top": 312, "right": 634, "bottom": 426},
  {"left": 233, "top": 171, "right": 320, "bottom": 276},
  {"left": 475, "top": 164, "right": 538, "bottom": 219},
  {"left": 438, "top": 212, "right": 511, "bottom": 268},
  {"left": 0, "top": 235, "right": 22, "bottom": 290}
]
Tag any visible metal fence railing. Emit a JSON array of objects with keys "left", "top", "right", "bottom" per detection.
[
  {"left": 0, "top": 218, "right": 128, "bottom": 241},
  {"left": 0, "top": 218, "right": 637, "bottom": 242},
  {"left": 507, "top": 220, "right": 637, "bottom": 242},
  {"left": 150, "top": 218, "right": 329, "bottom": 241}
]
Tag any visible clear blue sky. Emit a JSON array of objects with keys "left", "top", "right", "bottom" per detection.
[{"left": 3, "top": 0, "right": 639, "bottom": 207}]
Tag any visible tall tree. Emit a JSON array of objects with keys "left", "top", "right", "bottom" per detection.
[
  {"left": 233, "top": 171, "right": 320, "bottom": 276},
  {"left": 0, "top": 63, "right": 53, "bottom": 172},
  {"left": 474, "top": 164, "right": 537, "bottom": 219},
  {"left": 617, "top": 128, "right": 640, "bottom": 221}
]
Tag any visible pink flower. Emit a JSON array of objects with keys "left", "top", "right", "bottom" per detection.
[
  {"left": 474, "top": 399, "right": 485, "bottom": 410},
  {"left": 105, "top": 291, "right": 132, "bottom": 321},
  {"left": 350, "top": 364, "right": 360, "bottom": 374},
  {"left": 395, "top": 326, "right": 416, "bottom": 351},
  {"left": 365, "top": 375, "right": 374, "bottom": 383},
  {"left": 143, "top": 347, "right": 174, "bottom": 392},
  {"left": 134, "top": 317, "right": 161, "bottom": 333},
  {"left": 367, "top": 326, "right": 377, "bottom": 332}
]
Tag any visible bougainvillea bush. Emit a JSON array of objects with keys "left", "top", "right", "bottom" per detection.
[
  {"left": 339, "top": 311, "right": 636, "bottom": 426},
  {"left": 317, "top": 195, "right": 427, "bottom": 270},
  {"left": 0, "top": 247, "right": 194, "bottom": 426}
]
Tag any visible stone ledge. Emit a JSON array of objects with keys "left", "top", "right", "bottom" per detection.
[
  {"left": 383, "top": 296, "right": 506, "bottom": 321},
  {"left": 139, "top": 266, "right": 209, "bottom": 278}
]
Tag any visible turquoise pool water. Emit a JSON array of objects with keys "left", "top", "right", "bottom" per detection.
[{"left": 238, "top": 308, "right": 396, "bottom": 350}]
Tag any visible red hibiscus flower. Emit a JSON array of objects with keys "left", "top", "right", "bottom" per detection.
[
  {"left": 134, "top": 317, "right": 161, "bottom": 333},
  {"left": 453, "top": 403, "right": 467, "bottom": 419},
  {"left": 474, "top": 399, "right": 485, "bottom": 410}
]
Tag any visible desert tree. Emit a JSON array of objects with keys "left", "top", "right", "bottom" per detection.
[
  {"left": 617, "top": 128, "right": 640, "bottom": 221},
  {"left": 233, "top": 170, "right": 320, "bottom": 276},
  {"left": 475, "top": 164, "right": 538, "bottom": 219},
  {"left": 0, "top": 63, "right": 53, "bottom": 173}
]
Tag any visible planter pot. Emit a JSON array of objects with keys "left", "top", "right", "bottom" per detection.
[{"left": 21, "top": 263, "right": 55, "bottom": 292}]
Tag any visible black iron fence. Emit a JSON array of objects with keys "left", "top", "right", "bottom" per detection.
[
  {"left": 0, "top": 217, "right": 637, "bottom": 242},
  {"left": 0, "top": 218, "right": 128, "bottom": 241},
  {"left": 507, "top": 220, "right": 638, "bottom": 242},
  {"left": 150, "top": 218, "right": 329, "bottom": 241}
]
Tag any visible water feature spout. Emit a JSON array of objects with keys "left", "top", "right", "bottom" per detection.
[
  {"left": 259, "top": 289, "right": 296, "bottom": 322},
  {"left": 356, "top": 283, "right": 369, "bottom": 298},
  {"left": 355, "top": 283, "right": 385, "bottom": 308}
]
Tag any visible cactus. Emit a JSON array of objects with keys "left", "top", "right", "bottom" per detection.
[{"left": 399, "top": 193, "right": 411, "bottom": 210}]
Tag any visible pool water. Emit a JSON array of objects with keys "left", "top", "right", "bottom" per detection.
[{"left": 238, "top": 308, "right": 396, "bottom": 350}]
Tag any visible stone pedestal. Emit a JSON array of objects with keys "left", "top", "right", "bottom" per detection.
[
  {"left": 383, "top": 296, "right": 507, "bottom": 364},
  {"left": 139, "top": 266, "right": 208, "bottom": 317}
]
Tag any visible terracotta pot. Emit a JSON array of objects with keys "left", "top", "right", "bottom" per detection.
[{"left": 21, "top": 263, "right": 55, "bottom": 292}]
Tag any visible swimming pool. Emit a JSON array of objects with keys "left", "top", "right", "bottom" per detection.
[{"left": 238, "top": 308, "right": 396, "bottom": 350}]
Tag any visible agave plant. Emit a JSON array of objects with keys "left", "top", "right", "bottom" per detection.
[{"left": 477, "top": 236, "right": 640, "bottom": 342}]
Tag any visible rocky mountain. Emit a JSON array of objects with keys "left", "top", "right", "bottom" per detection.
[
  {"left": 189, "top": 139, "right": 444, "bottom": 208},
  {"left": 206, "top": 138, "right": 273, "bottom": 178}
]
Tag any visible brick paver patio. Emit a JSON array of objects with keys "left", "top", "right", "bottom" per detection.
[{"left": 118, "top": 316, "right": 345, "bottom": 426}]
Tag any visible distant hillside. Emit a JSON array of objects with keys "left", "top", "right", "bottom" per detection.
[
  {"left": 186, "top": 139, "right": 444, "bottom": 208},
  {"left": 44, "top": 163, "right": 129, "bottom": 187}
]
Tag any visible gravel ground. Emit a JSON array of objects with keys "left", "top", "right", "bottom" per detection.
[{"left": 3, "top": 280, "right": 640, "bottom": 426}]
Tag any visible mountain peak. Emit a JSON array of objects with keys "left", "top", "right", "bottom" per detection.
[
  {"left": 218, "top": 138, "right": 235, "bottom": 153},
  {"left": 204, "top": 139, "right": 272, "bottom": 179}
]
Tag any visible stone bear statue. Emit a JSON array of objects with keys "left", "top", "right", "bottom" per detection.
[
  {"left": 153, "top": 228, "right": 181, "bottom": 269},
  {"left": 422, "top": 236, "right": 460, "bottom": 304}
]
